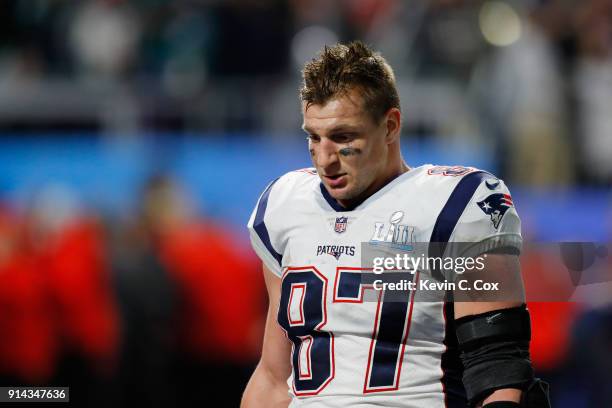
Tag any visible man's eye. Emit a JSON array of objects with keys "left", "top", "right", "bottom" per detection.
[
  {"left": 332, "top": 134, "right": 354, "bottom": 143},
  {"left": 307, "top": 134, "right": 320, "bottom": 142}
]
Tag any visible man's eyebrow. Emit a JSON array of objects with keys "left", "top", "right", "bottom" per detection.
[{"left": 302, "top": 124, "right": 360, "bottom": 134}]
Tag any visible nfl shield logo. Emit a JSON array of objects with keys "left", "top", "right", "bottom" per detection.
[{"left": 334, "top": 217, "right": 348, "bottom": 233}]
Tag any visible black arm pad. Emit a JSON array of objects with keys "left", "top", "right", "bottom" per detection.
[
  {"left": 456, "top": 305, "right": 531, "bottom": 351},
  {"left": 456, "top": 305, "right": 535, "bottom": 407}
]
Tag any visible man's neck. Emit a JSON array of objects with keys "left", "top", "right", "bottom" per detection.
[{"left": 337, "top": 161, "right": 411, "bottom": 209}]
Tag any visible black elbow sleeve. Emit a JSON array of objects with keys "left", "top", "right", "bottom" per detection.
[{"left": 456, "top": 305, "right": 534, "bottom": 407}]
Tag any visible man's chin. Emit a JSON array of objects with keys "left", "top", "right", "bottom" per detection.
[{"left": 324, "top": 185, "right": 355, "bottom": 203}]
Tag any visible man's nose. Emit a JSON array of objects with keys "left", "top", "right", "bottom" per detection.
[{"left": 315, "top": 138, "right": 340, "bottom": 169}]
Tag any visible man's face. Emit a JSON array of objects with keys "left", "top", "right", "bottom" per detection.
[{"left": 302, "top": 89, "right": 391, "bottom": 207}]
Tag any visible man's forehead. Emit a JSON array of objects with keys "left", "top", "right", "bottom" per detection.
[
  {"left": 302, "top": 91, "right": 370, "bottom": 130},
  {"left": 303, "top": 89, "right": 364, "bottom": 114}
]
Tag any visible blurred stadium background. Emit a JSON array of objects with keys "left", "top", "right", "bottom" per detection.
[{"left": 0, "top": 0, "right": 610, "bottom": 406}]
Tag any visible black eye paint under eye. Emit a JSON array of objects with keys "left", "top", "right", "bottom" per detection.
[{"left": 339, "top": 147, "right": 361, "bottom": 156}]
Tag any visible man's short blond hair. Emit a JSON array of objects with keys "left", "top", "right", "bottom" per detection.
[{"left": 300, "top": 41, "right": 400, "bottom": 122}]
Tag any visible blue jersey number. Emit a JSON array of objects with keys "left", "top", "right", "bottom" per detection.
[{"left": 278, "top": 266, "right": 417, "bottom": 395}]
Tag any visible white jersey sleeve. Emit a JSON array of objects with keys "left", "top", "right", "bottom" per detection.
[
  {"left": 247, "top": 178, "right": 285, "bottom": 277},
  {"left": 247, "top": 170, "right": 313, "bottom": 277},
  {"left": 450, "top": 174, "right": 522, "bottom": 257}
]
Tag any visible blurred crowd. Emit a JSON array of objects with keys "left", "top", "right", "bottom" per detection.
[
  {"left": 0, "top": 0, "right": 611, "bottom": 185},
  {"left": 0, "top": 175, "right": 265, "bottom": 407}
]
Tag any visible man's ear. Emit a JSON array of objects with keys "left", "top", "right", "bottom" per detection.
[{"left": 384, "top": 108, "right": 401, "bottom": 144}]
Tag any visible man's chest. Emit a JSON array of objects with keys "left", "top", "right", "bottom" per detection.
[{"left": 282, "top": 203, "right": 440, "bottom": 268}]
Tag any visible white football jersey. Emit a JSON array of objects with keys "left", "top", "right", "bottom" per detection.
[{"left": 247, "top": 164, "right": 522, "bottom": 408}]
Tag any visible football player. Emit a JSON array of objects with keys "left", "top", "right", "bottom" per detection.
[{"left": 242, "top": 41, "right": 550, "bottom": 408}]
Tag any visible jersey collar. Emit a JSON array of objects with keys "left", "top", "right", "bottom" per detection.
[{"left": 318, "top": 167, "right": 415, "bottom": 212}]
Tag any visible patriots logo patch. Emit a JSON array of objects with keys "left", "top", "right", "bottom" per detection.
[{"left": 477, "top": 193, "right": 513, "bottom": 229}]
